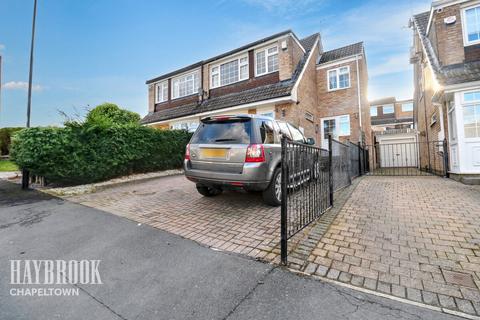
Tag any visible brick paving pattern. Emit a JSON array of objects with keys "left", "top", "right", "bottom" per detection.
[
  {"left": 295, "top": 176, "right": 480, "bottom": 316},
  {"left": 68, "top": 175, "right": 283, "bottom": 262}
]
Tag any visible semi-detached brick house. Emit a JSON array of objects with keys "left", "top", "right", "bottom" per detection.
[
  {"left": 411, "top": 0, "right": 480, "bottom": 183},
  {"left": 141, "top": 30, "right": 371, "bottom": 148}
]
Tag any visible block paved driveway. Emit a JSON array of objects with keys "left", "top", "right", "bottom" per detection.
[
  {"left": 296, "top": 176, "right": 480, "bottom": 316},
  {"left": 69, "top": 174, "right": 480, "bottom": 317},
  {"left": 68, "top": 175, "right": 283, "bottom": 262}
]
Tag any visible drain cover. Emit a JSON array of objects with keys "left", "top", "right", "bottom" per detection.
[{"left": 442, "top": 269, "right": 477, "bottom": 288}]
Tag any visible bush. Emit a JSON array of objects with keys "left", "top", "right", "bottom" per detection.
[
  {"left": 85, "top": 103, "right": 141, "bottom": 127},
  {"left": 10, "top": 125, "right": 192, "bottom": 186},
  {"left": 0, "top": 127, "right": 24, "bottom": 155}
]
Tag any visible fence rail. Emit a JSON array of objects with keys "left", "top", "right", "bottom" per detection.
[{"left": 280, "top": 135, "right": 368, "bottom": 264}]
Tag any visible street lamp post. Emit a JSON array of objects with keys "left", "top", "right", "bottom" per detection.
[{"left": 22, "top": 0, "right": 37, "bottom": 190}]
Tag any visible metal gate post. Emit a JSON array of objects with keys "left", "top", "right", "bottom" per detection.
[
  {"left": 358, "top": 142, "right": 362, "bottom": 176},
  {"left": 328, "top": 135, "right": 333, "bottom": 207},
  {"left": 443, "top": 139, "right": 449, "bottom": 178},
  {"left": 280, "top": 137, "right": 288, "bottom": 265}
]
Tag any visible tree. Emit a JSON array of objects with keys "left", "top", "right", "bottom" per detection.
[{"left": 85, "top": 103, "right": 140, "bottom": 127}]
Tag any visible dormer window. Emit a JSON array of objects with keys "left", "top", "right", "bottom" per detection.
[
  {"left": 172, "top": 70, "right": 200, "bottom": 99},
  {"left": 210, "top": 55, "right": 249, "bottom": 89},
  {"left": 155, "top": 81, "right": 168, "bottom": 103},
  {"left": 255, "top": 45, "right": 278, "bottom": 76},
  {"left": 463, "top": 5, "right": 480, "bottom": 46}
]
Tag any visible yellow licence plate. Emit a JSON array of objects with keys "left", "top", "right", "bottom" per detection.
[{"left": 201, "top": 148, "right": 228, "bottom": 159}]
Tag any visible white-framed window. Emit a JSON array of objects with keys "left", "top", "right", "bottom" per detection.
[
  {"left": 370, "top": 106, "right": 378, "bottom": 117},
  {"left": 172, "top": 70, "right": 200, "bottom": 99},
  {"left": 328, "top": 66, "right": 350, "bottom": 91},
  {"left": 155, "top": 81, "right": 168, "bottom": 103},
  {"left": 448, "top": 102, "right": 457, "bottom": 141},
  {"left": 210, "top": 55, "right": 248, "bottom": 88},
  {"left": 383, "top": 104, "right": 394, "bottom": 114},
  {"left": 321, "top": 114, "right": 351, "bottom": 140},
  {"left": 255, "top": 45, "right": 278, "bottom": 76},
  {"left": 462, "top": 4, "right": 480, "bottom": 46},
  {"left": 462, "top": 91, "right": 480, "bottom": 138},
  {"left": 402, "top": 102, "right": 413, "bottom": 112},
  {"left": 171, "top": 121, "right": 199, "bottom": 133}
]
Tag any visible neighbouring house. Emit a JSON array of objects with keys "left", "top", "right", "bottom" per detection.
[
  {"left": 141, "top": 30, "right": 371, "bottom": 148},
  {"left": 369, "top": 97, "right": 416, "bottom": 168},
  {"left": 411, "top": 0, "right": 480, "bottom": 183}
]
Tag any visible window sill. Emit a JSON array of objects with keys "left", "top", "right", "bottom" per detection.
[
  {"left": 327, "top": 86, "right": 351, "bottom": 92},
  {"left": 464, "top": 40, "right": 480, "bottom": 47},
  {"left": 170, "top": 93, "right": 199, "bottom": 101},
  {"left": 254, "top": 70, "right": 279, "bottom": 78}
]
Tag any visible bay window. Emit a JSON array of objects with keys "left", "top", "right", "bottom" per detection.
[
  {"left": 463, "top": 5, "right": 480, "bottom": 46},
  {"left": 172, "top": 71, "right": 200, "bottom": 99},
  {"left": 463, "top": 91, "right": 480, "bottom": 138},
  {"left": 255, "top": 45, "right": 278, "bottom": 76},
  {"left": 210, "top": 55, "right": 249, "bottom": 88},
  {"left": 155, "top": 81, "right": 168, "bottom": 103},
  {"left": 328, "top": 66, "right": 350, "bottom": 90}
]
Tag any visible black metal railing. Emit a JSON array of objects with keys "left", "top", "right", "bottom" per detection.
[
  {"left": 280, "top": 138, "right": 331, "bottom": 264},
  {"left": 280, "top": 135, "right": 369, "bottom": 264},
  {"left": 367, "top": 140, "right": 448, "bottom": 177}
]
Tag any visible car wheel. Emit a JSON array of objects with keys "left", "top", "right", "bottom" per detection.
[
  {"left": 262, "top": 167, "right": 282, "bottom": 207},
  {"left": 196, "top": 184, "right": 222, "bottom": 197}
]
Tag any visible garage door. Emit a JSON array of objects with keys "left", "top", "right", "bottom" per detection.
[{"left": 378, "top": 137, "right": 417, "bottom": 168}]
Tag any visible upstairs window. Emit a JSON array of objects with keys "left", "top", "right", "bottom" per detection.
[
  {"left": 463, "top": 5, "right": 480, "bottom": 45},
  {"left": 328, "top": 66, "right": 350, "bottom": 91},
  {"left": 255, "top": 45, "right": 278, "bottom": 76},
  {"left": 383, "top": 105, "right": 394, "bottom": 114},
  {"left": 370, "top": 106, "right": 378, "bottom": 117},
  {"left": 172, "top": 71, "right": 199, "bottom": 99},
  {"left": 211, "top": 56, "right": 249, "bottom": 88},
  {"left": 402, "top": 102, "right": 413, "bottom": 112},
  {"left": 155, "top": 81, "right": 168, "bottom": 103}
]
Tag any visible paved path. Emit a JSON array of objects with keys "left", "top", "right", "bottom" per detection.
[
  {"left": 0, "top": 180, "right": 462, "bottom": 320},
  {"left": 295, "top": 176, "right": 480, "bottom": 316}
]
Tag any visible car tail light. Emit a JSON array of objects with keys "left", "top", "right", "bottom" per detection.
[
  {"left": 185, "top": 144, "right": 190, "bottom": 160},
  {"left": 245, "top": 144, "right": 265, "bottom": 163}
]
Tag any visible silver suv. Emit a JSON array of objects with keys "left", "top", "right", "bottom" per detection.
[{"left": 184, "top": 114, "right": 315, "bottom": 206}]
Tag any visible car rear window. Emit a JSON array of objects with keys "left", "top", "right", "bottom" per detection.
[{"left": 191, "top": 119, "right": 252, "bottom": 144}]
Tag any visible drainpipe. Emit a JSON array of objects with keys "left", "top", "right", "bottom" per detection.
[{"left": 356, "top": 55, "right": 363, "bottom": 143}]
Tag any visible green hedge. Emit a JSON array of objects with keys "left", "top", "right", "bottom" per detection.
[
  {"left": 0, "top": 127, "right": 24, "bottom": 155},
  {"left": 10, "top": 125, "right": 192, "bottom": 185}
]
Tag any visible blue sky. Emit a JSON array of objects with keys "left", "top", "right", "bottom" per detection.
[{"left": 0, "top": 0, "right": 431, "bottom": 127}]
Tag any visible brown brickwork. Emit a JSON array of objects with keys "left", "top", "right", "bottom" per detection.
[
  {"left": 430, "top": 4, "right": 465, "bottom": 66},
  {"left": 148, "top": 84, "right": 155, "bottom": 113},
  {"left": 316, "top": 57, "right": 370, "bottom": 145},
  {"left": 465, "top": 44, "right": 480, "bottom": 62},
  {"left": 279, "top": 37, "right": 304, "bottom": 81}
]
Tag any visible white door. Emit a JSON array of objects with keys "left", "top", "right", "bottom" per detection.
[{"left": 378, "top": 137, "right": 417, "bottom": 168}]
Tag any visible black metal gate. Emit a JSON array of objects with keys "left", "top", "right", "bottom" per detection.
[
  {"left": 280, "top": 138, "right": 331, "bottom": 264},
  {"left": 367, "top": 140, "right": 449, "bottom": 177},
  {"left": 280, "top": 135, "right": 369, "bottom": 264}
]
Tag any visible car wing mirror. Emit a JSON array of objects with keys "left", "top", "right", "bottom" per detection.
[{"left": 306, "top": 137, "right": 315, "bottom": 145}]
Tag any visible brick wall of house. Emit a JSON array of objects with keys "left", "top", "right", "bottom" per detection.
[
  {"left": 359, "top": 57, "right": 371, "bottom": 146},
  {"left": 279, "top": 36, "right": 304, "bottom": 81},
  {"left": 275, "top": 43, "right": 320, "bottom": 143},
  {"left": 316, "top": 58, "right": 365, "bottom": 144},
  {"left": 148, "top": 84, "right": 155, "bottom": 113},
  {"left": 431, "top": 4, "right": 465, "bottom": 66}
]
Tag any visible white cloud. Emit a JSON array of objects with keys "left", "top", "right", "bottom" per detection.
[
  {"left": 3, "top": 81, "right": 44, "bottom": 92},
  {"left": 237, "top": 0, "right": 324, "bottom": 18},
  {"left": 369, "top": 53, "right": 412, "bottom": 77}
]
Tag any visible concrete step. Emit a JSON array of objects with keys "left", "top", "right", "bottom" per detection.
[{"left": 460, "top": 176, "right": 480, "bottom": 185}]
